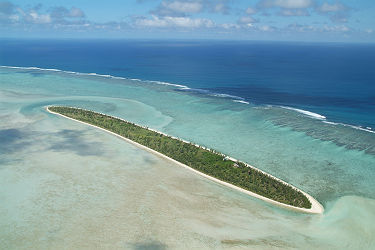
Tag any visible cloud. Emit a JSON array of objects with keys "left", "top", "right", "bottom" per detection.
[
  {"left": 321, "top": 24, "right": 349, "bottom": 32},
  {"left": 316, "top": 1, "right": 351, "bottom": 23},
  {"left": 257, "top": 0, "right": 313, "bottom": 9},
  {"left": 317, "top": 2, "right": 345, "bottom": 12},
  {"left": 26, "top": 11, "right": 52, "bottom": 24},
  {"left": 246, "top": 7, "right": 257, "bottom": 15},
  {"left": 255, "top": 0, "right": 314, "bottom": 16},
  {"left": 152, "top": 0, "right": 203, "bottom": 16},
  {"left": 286, "top": 23, "right": 350, "bottom": 33},
  {"left": 238, "top": 16, "right": 257, "bottom": 27},
  {"left": 238, "top": 16, "right": 256, "bottom": 23},
  {"left": 50, "top": 6, "right": 85, "bottom": 19},
  {"left": 238, "top": 6, "right": 258, "bottom": 27},
  {"left": 151, "top": 0, "right": 232, "bottom": 17},
  {"left": 0, "top": 0, "right": 366, "bottom": 40},
  {"left": 135, "top": 15, "right": 214, "bottom": 28},
  {"left": 213, "top": 3, "right": 230, "bottom": 14},
  {"left": 0, "top": 2, "right": 54, "bottom": 25},
  {"left": 0, "top": 2, "right": 87, "bottom": 28},
  {"left": 220, "top": 23, "right": 240, "bottom": 29},
  {"left": 279, "top": 9, "right": 309, "bottom": 16},
  {"left": 253, "top": 0, "right": 352, "bottom": 22},
  {"left": 162, "top": 1, "right": 203, "bottom": 14},
  {"left": 258, "top": 25, "right": 276, "bottom": 31}
]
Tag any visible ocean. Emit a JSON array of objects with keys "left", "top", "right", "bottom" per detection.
[
  {"left": 1, "top": 39, "right": 375, "bottom": 128},
  {"left": 0, "top": 39, "right": 374, "bottom": 248}
]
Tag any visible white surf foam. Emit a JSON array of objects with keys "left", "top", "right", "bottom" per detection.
[
  {"left": 323, "top": 121, "right": 375, "bottom": 134},
  {"left": 210, "top": 93, "right": 244, "bottom": 100},
  {"left": 279, "top": 106, "right": 375, "bottom": 134},
  {"left": 233, "top": 100, "right": 250, "bottom": 104},
  {"left": 280, "top": 106, "right": 326, "bottom": 120},
  {"left": 1, "top": 65, "right": 189, "bottom": 89},
  {"left": 3, "top": 65, "right": 374, "bottom": 135},
  {"left": 322, "top": 121, "right": 338, "bottom": 125},
  {"left": 146, "top": 80, "right": 189, "bottom": 89}
]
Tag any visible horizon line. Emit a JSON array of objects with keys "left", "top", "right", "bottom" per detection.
[{"left": 1, "top": 37, "right": 374, "bottom": 45}]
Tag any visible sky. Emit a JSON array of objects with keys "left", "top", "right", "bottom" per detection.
[{"left": 1, "top": 0, "right": 375, "bottom": 42}]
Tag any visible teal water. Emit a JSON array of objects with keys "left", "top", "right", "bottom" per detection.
[{"left": 1, "top": 67, "right": 375, "bottom": 249}]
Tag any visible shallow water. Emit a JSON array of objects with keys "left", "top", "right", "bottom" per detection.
[{"left": 1, "top": 68, "right": 375, "bottom": 249}]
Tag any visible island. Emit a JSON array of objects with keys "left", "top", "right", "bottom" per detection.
[{"left": 47, "top": 106, "right": 324, "bottom": 214}]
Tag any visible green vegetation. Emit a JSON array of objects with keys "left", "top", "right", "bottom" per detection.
[{"left": 49, "top": 106, "right": 312, "bottom": 209}]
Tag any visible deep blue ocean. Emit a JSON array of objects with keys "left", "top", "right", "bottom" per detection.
[{"left": 1, "top": 39, "right": 374, "bottom": 128}]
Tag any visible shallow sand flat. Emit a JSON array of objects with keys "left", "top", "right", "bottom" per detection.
[
  {"left": 1, "top": 113, "right": 374, "bottom": 249},
  {"left": 1, "top": 69, "right": 375, "bottom": 249},
  {"left": 0, "top": 113, "right": 306, "bottom": 249}
]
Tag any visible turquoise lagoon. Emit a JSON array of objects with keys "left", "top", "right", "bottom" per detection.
[{"left": 0, "top": 67, "right": 375, "bottom": 249}]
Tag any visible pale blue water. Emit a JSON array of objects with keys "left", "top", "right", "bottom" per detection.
[{"left": 0, "top": 40, "right": 375, "bottom": 248}]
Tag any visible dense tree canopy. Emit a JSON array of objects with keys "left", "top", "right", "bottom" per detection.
[{"left": 49, "top": 106, "right": 311, "bottom": 209}]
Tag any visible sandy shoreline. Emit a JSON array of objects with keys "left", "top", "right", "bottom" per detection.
[{"left": 46, "top": 106, "right": 324, "bottom": 214}]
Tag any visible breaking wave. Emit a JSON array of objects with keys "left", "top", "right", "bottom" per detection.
[
  {"left": 2, "top": 65, "right": 374, "bottom": 135},
  {"left": 279, "top": 106, "right": 326, "bottom": 120}
]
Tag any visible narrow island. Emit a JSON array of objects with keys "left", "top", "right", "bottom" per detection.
[{"left": 47, "top": 106, "right": 324, "bottom": 214}]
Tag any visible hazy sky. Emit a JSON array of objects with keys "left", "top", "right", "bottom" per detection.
[{"left": 1, "top": 0, "right": 374, "bottom": 42}]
